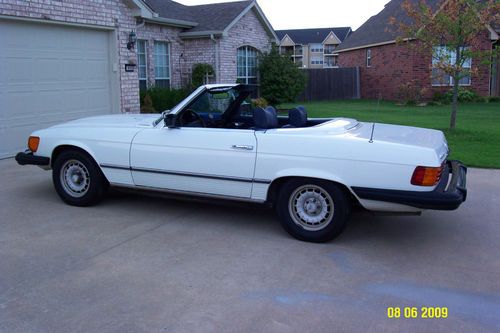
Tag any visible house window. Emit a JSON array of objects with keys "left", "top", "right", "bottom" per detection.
[
  {"left": 311, "top": 56, "right": 323, "bottom": 65},
  {"left": 137, "top": 40, "right": 148, "bottom": 91},
  {"left": 432, "top": 46, "right": 472, "bottom": 86},
  {"left": 366, "top": 49, "right": 372, "bottom": 67},
  {"left": 153, "top": 41, "right": 170, "bottom": 88},
  {"left": 310, "top": 43, "right": 324, "bottom": 53},
  {"left": 237, "top": 46, "right": 258, "bottom": 84}
]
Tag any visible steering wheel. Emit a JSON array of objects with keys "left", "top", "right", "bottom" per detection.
[{"left": 179, "top": 109, "right": 206, "bottom": 127}]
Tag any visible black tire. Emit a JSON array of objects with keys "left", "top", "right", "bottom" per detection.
[
  {"left": 52, "top": 150, "right": 108, "bottom": 207},
  {"left": 276, "top": 178, "right": 351, "bottom": 243}
]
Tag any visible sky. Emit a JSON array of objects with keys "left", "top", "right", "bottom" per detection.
[{"left": 176, "top": 0, "right": 390, "bottom": 30}]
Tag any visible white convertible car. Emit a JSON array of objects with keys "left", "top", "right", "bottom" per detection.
[{"left": 16, "top": 84, "right": 467, "bottom": 242}]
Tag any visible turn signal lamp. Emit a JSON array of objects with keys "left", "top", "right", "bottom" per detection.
[
  {"left": 28, "top": 136, "right": 40, "bottom": 152},
  {"left": 411, "top": 165, "right": 443, "bottom": 186}
]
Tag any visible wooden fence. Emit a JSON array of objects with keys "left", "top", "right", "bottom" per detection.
[{"left": 298, "top": 67, "right": 360, "bottom": 101}]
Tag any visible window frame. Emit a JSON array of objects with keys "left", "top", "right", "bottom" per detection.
[
  {"left": 310, "top": 43, "right": 324, "bottom": 53},
  {"left": 366, "top": 49, "right": 372, "bottom": 68},
  {"left": 153, "top": 41, "right": 171, "bottom": 88},
  {"left": 431, "top": 46, "right": 472, "bottom": 87},
  {"left": 137, "top": 39, "right": 148, "bottom": 91},
  {"left": 236, "top": 46, "right": 259, "bottom": 85}
]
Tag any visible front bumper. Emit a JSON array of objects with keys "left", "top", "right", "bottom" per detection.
[
  {"left": 352, "top": 160, "right": 467, "bottom": 211},
  {"left": 15, "top": 151, "right": 50, "bottom": 166}
]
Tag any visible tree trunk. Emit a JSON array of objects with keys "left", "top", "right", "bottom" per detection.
[
  {"left": 450, "top": 78, "right": 459, "bottom": 130},
  {"left": 450, "top": 45, "right": 461, "bottom": 130}
]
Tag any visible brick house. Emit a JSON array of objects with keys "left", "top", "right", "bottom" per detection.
[
  {"left": 0, "top": 0, "right": 277, "bottom": 158},
  {"left": 336, "top": 0, "right": 500, "bottom": 101}
]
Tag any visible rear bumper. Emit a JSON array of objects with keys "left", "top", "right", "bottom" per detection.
[
  {"left": 352, "top": 160, "right": 467, "bottom": 211},
  {"left": 15, "top": 151, "right": 50, "bottom": 166}
]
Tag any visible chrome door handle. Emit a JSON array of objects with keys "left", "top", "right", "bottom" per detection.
[{"left": 231, "top": 145, "right": 254, "bottom": 151}]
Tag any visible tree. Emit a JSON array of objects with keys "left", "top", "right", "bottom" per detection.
[
  {"left": 258, "top": 45, "right": 307, "bottom": 105},
  {"left": 192, "top": 63, "right": 214, "bottom": 88},
  {"left": 394, "top": 0, "right": 499, "bottom": 129}
]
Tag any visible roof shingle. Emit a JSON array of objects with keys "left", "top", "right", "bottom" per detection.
[
  {"left": 275, "top": 27, "right": 352, "bottom": 44},
  {"left": 144, "top": 0, "right": 252, "bottom": 32},
  {"left": 336, "top": 0, "right": 440, "bottom": 52}
]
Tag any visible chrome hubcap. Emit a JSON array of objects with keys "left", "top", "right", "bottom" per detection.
[
  {"left": 60, "top": 160, "right": 90, "bottom": 198},
  {"left": 288, "top": 185, "right": 334, "bottom": 231}
]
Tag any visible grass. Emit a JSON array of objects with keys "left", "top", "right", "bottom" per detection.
[{"left": 280, "top": 100, "right": 500, "bottom": 169}]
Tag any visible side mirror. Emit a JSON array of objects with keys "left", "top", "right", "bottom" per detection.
[{"left": 164, "top": 113, "right": 177, "bottom": 128}]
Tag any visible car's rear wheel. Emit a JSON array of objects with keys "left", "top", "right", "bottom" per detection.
[
  {"left": 276, "top": 179, "right": 351, "bottom": 243},
  {"left": 52, "top": 150, "right": 107, "bottom": 206}
]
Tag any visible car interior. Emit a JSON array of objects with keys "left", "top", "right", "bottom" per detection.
[{"left": 173, "top": 85, "right": 330, "bottom": 130}]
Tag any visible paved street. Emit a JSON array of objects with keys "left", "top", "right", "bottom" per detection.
[{"left": 1, "top": 158, "right": 499, "bottom": 333}]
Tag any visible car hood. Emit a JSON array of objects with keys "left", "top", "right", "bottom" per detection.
[{"left": 50, "top": 114, "right": 159, "bottom": 129}]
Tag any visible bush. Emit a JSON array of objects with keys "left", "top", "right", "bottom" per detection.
[
  {"left": 140, "top": 94, "right": 156, "bottom": 114},
  {"left": 434, "top": 87, "right": 482, "bottom": 103},
  {"left": 397, "top": 80, "right": 428, "bottom": 105},
  {"left": 444, "top": 88, "right": 482, "bottom": 102},
  {"left": 258, "top": 45, "right": 307, "bottom": 105},
  {"left": 140, "top": 87, "right": 191, "bottom": 113},
  {"left": 192, "top": 63, "right": 214, "bottom": 88},
  {"left": 488, "top": 96, "right": 500, "bottom": 103}
]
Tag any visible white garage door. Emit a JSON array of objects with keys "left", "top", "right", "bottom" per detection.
[{"left": 0, "top": 20, "right": 117, "bottom": 158}]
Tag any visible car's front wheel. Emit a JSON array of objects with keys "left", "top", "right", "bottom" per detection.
[
  {"left": 276, "top": 179, "right": 351, "bottom": 243},
  {"left": 52, "top": 150, "right": 107, "bottom": 206}
]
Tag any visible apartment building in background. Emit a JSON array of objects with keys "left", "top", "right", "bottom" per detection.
[{"left": 276, "top": 27, "right": 352, "bottom": 68}]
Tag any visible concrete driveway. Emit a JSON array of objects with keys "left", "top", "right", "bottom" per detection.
[{"left": 1, "top": 158, "right": 499, "bottom": 333}]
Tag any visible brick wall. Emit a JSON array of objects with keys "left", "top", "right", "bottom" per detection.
[
  {"left": 338, "top": 31, "right": 493, "bottom": 100},
  {"left": 0, "top": 0, "right": 140, "bottom": 113},
  {"left": 219, "top": 8, "right": 273, "bottom": 83},
  {"left": 181, "top": 38, "right": 217, "bottom": 86},
  {"left": 136, "top": 23, "right": 184, "bottom": 89}
]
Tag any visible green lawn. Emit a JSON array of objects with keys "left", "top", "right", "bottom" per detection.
[{"left": 280, "top": 100, "right": 500, "bottom": 169}]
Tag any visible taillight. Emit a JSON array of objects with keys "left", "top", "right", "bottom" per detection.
[
  {"left": 28, "top": 136, "right": 40, "bottom": 152},
  {"left": 411, "top": 165, "right": 443, "bottom": 186}
]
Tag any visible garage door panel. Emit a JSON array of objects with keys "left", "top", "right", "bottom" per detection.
[
  {"left": 5, "top": 57, "right": 34, "bottom": 84},
  {"left": 0, "top": 20, "right": 115, "bottom": 159}
]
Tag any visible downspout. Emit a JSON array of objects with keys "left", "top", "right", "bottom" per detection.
[{"left": 210, "top": 34, "right": 220, "bottom": 83}]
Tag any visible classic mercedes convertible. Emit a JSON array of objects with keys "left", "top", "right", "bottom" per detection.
[{"left": 16, "top": 84, "right": 467, "bottom": 242}]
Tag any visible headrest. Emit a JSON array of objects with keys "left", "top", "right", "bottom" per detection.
[
  {"left": 288, "top": 106, "right": 307, "bottom": 127},
  {"left": 254, "top": 106, "right": 278, "bottom": 129}
]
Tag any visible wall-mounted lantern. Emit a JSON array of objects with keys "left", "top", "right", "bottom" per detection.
[{"left": 127, "top": 30, "right": 137, "bottom": 50}]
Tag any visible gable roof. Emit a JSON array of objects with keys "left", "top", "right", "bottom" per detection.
[
  {"left": 275, "top": 27, "right": 352, "bottom": 45},
  {"left": 142, "top": 0, "right": 277, "bottom": 39},
  {"left": 336, "top": 0, "right": 441, "bottom": 52}
]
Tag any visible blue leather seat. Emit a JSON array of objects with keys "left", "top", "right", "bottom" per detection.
[
  {"left": 283, "top": 106, "right": 307, "bottom": 128},
  {"left": 253, "top": 106, "right": 278, "bottom": 130}
]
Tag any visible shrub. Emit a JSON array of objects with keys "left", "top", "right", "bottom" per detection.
[
  {"left": 140, "top": 87, "right": 191, "bottom": 113},
  {"left": 488, "top": 96, "right": 500, "bottom": 103},
  {"left": 397, "top": 80, "right": 427, "bottom": 105},
  {"left": 140, "top": 94, "right": 156, "bottom": 114},
  {"left": 191, "top": 63, "right": 215, "bottom": 88},
  {"left": 443, "top": 88, "right": 482, "bottom": 103},
  {"left": 258, "top": 45, "right": 307, "bottom": 105}
]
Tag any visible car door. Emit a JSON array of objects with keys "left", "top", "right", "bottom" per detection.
[{"left": 130, "top": 125, "right": 257, "bottom": 199}]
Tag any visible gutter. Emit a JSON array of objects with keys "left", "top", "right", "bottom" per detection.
[
  {"left": 143, "top": 17, "right": 198, "bottom": 29},
  {"left": 336, "top": 38, "right": 413, "bottom": 53},
  {"left": 179, "top": 30, "right": 225, "bottom": 39}
]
